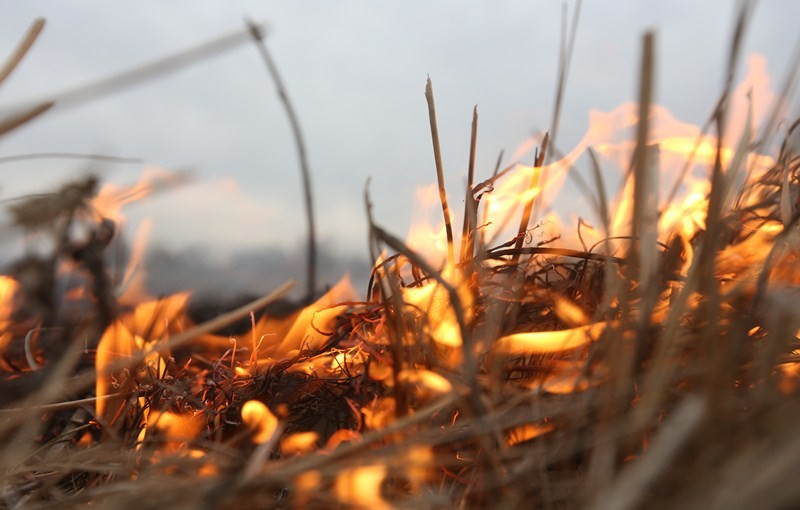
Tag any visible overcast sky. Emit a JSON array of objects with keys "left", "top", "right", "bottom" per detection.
[{"left": 1, "top": 1, "right": 798, "bottom": 267}]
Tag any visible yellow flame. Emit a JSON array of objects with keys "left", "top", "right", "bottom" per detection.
[
  {"left": 401, "top": 263, "right": 473, "bottom": 352},
  {"left": 241, "top": 400, "right": 278, "bottom": 444},
  {"left": 272, "top": 276, "right": 357, "bottom": 358},
  {"left": 553, "top": 296, "right": 589, "bottom": 327},
  {"left": 397, "top": 368, "right": 453, "bottom": 400},
  {"left": 496, "top": 322, "right": 607, "bottom": 355},
  {"left": 334, "top": 464, "right": 390, "bottom": 510},
  {"left": 124, "top": 292, "right": 190, "bottom": 342}
]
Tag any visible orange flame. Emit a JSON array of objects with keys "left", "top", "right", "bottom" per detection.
[
  {"left": 0, "top": 276, "right": 20, "bottom": 363},
  {"left": 140, "top": 410, "right": 204, "bottom": 453},
  {"left": 271, "top": 276, "right": 357, "bottom": 359},
  {"left": 95, "top": 321, "right": 137, "bottom": 422},
  {"left": 95, "top": 294, "right": 188, "bottom": 421},
  {"left": 334, "top": 464, "right": 391, "bottom": 510}
]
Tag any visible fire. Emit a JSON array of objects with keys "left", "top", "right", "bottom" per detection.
[
  {"left": 139, "top": 410, "right": 204, "bottom": 453},
  {"left": 408, "top": 55, "right": 777, "bottom": 269},
  {"left": 0, "top": 276, "right": 20, "bottom": 366},
  {"left": 399, "top": 263, "right": 473, "bottom": 351},
  {"left": 270, "top": 275, "right": 357, "bottom": 359},
  {"left": 334, "top": 463, "right": 390, "bottom": 510},
  {"left": 1, "top": 20, "right": 798, "bottom": 509},
  {"left": 506, "top": 423, "right": 554, "bottom": 446},
  {"left": 95, "top": 293, "right": 188, "bottom": 422},
  {"left": 95, "top": 321, "right": 137, "bottom": 422},
  {"left": 280, "top": 431, "right": 319, "bottom": 455},
  {"left": 396, "top": 368, "right": 453, "bottom": 400},
  {"left": 496, "top": 322, "right": 607, "bottom": 355},
  {"left": 241, "top": 400, "right": 279, "bottom": 444}
]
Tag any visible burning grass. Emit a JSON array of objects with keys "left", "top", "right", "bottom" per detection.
[{"left": 2, "top": 6, "right": 800, "bottom": 509}]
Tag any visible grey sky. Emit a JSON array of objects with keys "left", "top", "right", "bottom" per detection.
[{"left": 1, "top": 1, "right": 798, "bottom": 265}]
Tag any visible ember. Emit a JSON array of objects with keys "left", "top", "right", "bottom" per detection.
[{"left": 1, "top": 5, "right": 800, "bottom": 510}]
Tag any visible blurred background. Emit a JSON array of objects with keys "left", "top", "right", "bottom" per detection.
[{"left": 1, "top": 1, "right": 798, "bottom": 298}]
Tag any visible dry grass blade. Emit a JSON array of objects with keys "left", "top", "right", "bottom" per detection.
[
  {"left": 533, "top": 0, "right": 581, "bottom": 224},
  {"left": 546, "top": 0, "right": 582, "bottom": 162},
  {"left": 0, "top": 101, "right": 52, "bottom": 137},
  {"left": 246, "top": 20, "right": 317, "bottom": 302},
  {"left": 586, "top": 147, "right": 611, "bottom": 244},
  {"left": 0, "top": 17, "right": 45, "bottom": 87},
  {"left": 512, "top": 132, "right": 548, "bottom": 260},
  {"left": 0, "top": 152, "right": 142, "bottom": 165},
  {"left": 425, "top": 77, "right": 456, "bottom": 268},
  {"left": 590, "top": 394, "right": 707, "bottom": 510},
  {"left": 0, "top": 393, "right": 125, "bottom": 416},
  {"left": 0, "top": 23, "right": 265, "bottom": 127},
  {"left": 630, "top": 34, "right": 659, "bottom": 334},
  {"left": 364, "top": 183, "right": 411, "bottom": 416},
  {"left": 585, "top": 31, "right": 656, "bottom": 497},
  {"left": 696, "top": 1, "right": 752, "bottom": 399},
  {"left": 460, "top": 106, "right": 479, "bottom": 264}
]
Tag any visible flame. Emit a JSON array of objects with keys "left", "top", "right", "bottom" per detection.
[
  {"left": 397, "top": 368, "right": 453, "bottom": 400},
  {"left": 123, "top": 292, "right": 190, "bottom": 342},
  {"left": 281, "top": 431, "right": 319, "bottom": 456},
  {"left": 333, "top": 446, "right": 433, "bottom": 507},
  {"left": 241, "top": 400, "right": 279, "bottom": 444},
  {"left": 0, "top": 35, "right": 791, "bottom": 506},
  {"left": 91, "top": 166, "right": 188, "bottom": 224},
  {"left": 90, "top": 167, "right": 190, "bottom": 305},
  {"left": 496, "top": 322, "right": 607, "bottom": 355},
  {"left": 0, "top": 276, "right": 20, "bottom": 360},
  {"left": 362, "top": 397, "right": 396, "bottom": 430},
  {"left": 403, "top": 55, "right": 777, "bottom": 269},
  {"left": 96, "top": 294, "right": 187, "bottom": 421},
  {"left": 116, "top": 219, "right": 154, "bottom": 306},
  {"left": 553, "top": 295, "right": 589, "bottom": 327},
  {"left": 294, "top": 470, "right": 322, "bottom": 507},
  {"left": 521, "top": 359, "right": 604, "bottom": 394},
  {"left": 186, "top": 449, "right": 219, "bottom": 477},
  {"left": 402, "top": 445, "right": 434, "bottom": 492},
  {"left": 140, "top": 410, "right": 204, "bottom": 453},
  {"left": 334, "top": 464, "right": 390, "bottom": 510},
  {"left": 506, "top": 423, "right": 554, "bottom": 446},
  {"left": 95, "top": 321, "right": 138, "bottom": 422},
  {"left": 400, "top": 263, "right": 473, "bottom": 353},
  {"left": 271, "top": 276, "right": 357, "bottom": 359}
]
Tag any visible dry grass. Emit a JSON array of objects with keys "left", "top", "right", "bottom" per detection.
[{"left": 1, "top": 5, "right": 800, "bottom": 509}]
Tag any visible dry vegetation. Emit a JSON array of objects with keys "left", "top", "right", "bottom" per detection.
[{"left": 1, "top": 4, "right": 800, "bottom": 509}]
